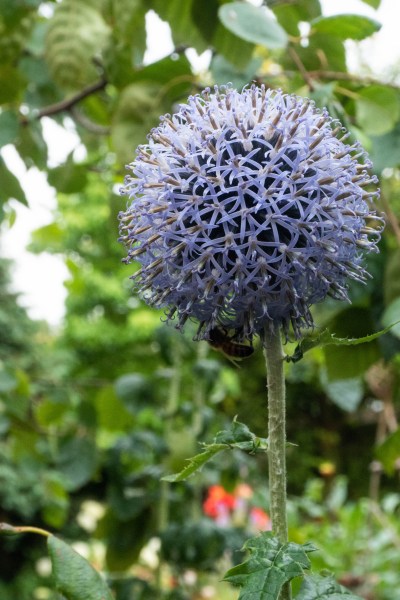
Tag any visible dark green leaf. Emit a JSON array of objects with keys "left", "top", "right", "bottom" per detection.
[
  {"left": 285, "top": 33, "right": 346, "bottom": 73},
  {"left": 152, "top": 0, "right": 208, "bottom": 53},
  {"left": 297, "top": 573, "right": 364, "bottom": 599},
  {"left": 273, "top": 0, "right": 321, "bottom": 36},
  {"left": 312, "top": 15, "right": 381, "bottom": 40},
  {"left": 114, "top": 373, "right": 154, "bottom": 413},
  {"left": 355, "top": 85, "right": 399, "bottom": 136},
  {"left": 213, "top": 21, "right": 255, "bottom": 69},
  {"left": 0, "top": 157, "right": 27, "bottom": 206},
  {"left": 376, "top": 429, "right": 400, "bottom": 476},
  {"left": 48, "top": 535, "right": 114, "bottom": 600},
  {"left": 56, "top": 437, "right": 97, "bottom": 491},
  {"left": 218, "top": 2, "right": 288, "bottom": 48},
  {"left": 224, "top": 533, "right": 316, "bottom": 600}
]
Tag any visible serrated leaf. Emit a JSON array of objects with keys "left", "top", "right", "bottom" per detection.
[
  {"left": 297, "top": 573, "right": 364, "bottom": 599},
  {"left": 312, "top": 15, "right": 381, "bottom": 40},
  {"left": 224, "top": 533, "right": 316, "bottom": 600},
  {"left": 375, "top": 428, "right": 400, "bottom": 476},
  {"left": 287, "top": 320, "right": 400, "bottom": 364},
  {"left": 356, "top": 85, "right": 399, "bottom": 136},
  {"left": 218, "top": 2, "right": 287, "bottom": 49},
  {"left": 163, "top": 419, "right": 268, "bottom": 482},
  {"left": 48, "top": 535, "right": 113, "bottom": 600}
]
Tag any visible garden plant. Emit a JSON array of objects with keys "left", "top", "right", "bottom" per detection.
[{"left": 1, "top": 1, "right": 400, "bottom": 600}]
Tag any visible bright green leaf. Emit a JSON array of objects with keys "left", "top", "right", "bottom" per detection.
[
  {"left": 224, "top": 533, "right": 316, "bottom": 600},
  {"left": 360, "top": 0, "right": 381, "bottom": 8},
  {"left": 376, "top": 428, "right": 400, "bottom": 475},
  {"left": 48, "top": 535, "right": 114, "bottom": 600},
  {"left": 297, "top": 573, "right": 364, "bottom": 599},
  {"left": 355, "top": 86, "right": 399, "bottom": 136},
  {"left": 218, "top": 2, "right": 288, "bottom": 49},
  {"left": 312, "top": 15, "right": 381, "bottom": 40}
]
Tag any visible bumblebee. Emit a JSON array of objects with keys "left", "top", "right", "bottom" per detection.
[{"left": 208, "top": 327, "right": 254, "bottom": 363}]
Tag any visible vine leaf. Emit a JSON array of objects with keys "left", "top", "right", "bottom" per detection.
[
  {"left": 162, "top": 419, "right": 268, "bottom": 482},
  {"left": 286, "top": 321, "right": 400, "bottom": 363},
  {"left": 296, "top": 573, "right": 364, "bottom": 599},
  {"left": 48, "top": 535, "right": 114, "bottom": 600},
  {"left": 223, "top": 533, "right": 316, "bottom": 600}
]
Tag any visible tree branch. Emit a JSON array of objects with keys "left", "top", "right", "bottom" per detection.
[{"left": 21, "top": 78, "right": 107, "bottom": 124}]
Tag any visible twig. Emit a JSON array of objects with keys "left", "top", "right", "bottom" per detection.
[
  {"left": 20, "top": 78, "right": 107, "bottom": 124},
  {"left": 288, "top": 47, "right": 315, "bottom": 91}
]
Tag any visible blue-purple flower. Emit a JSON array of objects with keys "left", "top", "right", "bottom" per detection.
[{"left": 119, "top": 85, "right": 383, "bottom": 340}]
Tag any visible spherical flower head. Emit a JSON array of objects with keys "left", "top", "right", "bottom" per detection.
[{"left": 119, "top": 85, "right": 383, "bottom": 341}]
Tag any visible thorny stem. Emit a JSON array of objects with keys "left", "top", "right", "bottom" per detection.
[{"left": 263, "top": 322, "right": 291, "bottom": 600}]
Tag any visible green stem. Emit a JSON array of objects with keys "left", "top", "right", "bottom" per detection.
[{"left": 263, "top": 322, "right": 291, "bottom": 600}]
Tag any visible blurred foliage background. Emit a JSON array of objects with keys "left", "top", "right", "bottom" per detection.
[{"left": 1, "top": 0, "right": 400, "bottom": 598}]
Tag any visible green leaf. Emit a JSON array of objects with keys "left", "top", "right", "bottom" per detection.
[
  {"left": 360, "top": 0, "right": 381, "bottom": 8},
  {"left": 0, "top": 110, "right": 19, "bottom": 148},
  {"left": 218, "top": 2, "right": 288, "bottom": 49},
  {"left": 382, "top": 298, "right": 400, "bottom": 339},
  {"left": 163, "top": 419, "right": 268, "bottom": 482},
  {"left": 355, "top": 85, "right": 399, "bottom": 136},
  {"left": 321, "top": 376, "right": 364, "bottom": 412},
  {"left": 47, "top": 155, "right": 88, "bottom": 194},
  {"left": 114, "top": 373, "right": 154, "bottom": 413},
  {"left": 312, "top": 15, "right": 381, "bottom": 40},
  {"left": 56, "top": 437, "right": 97, "bottom": 491},
  {"left": 287, "top": 319, "right": 398, "bottom": 364},
  {"left": 376, "top": 428, "right": 400, "bottom": 475},
  {"left": 152, "top": 0, "right": 208, "bottom": 53},
  {"left": 48, "top": 535, "right": 114, "bottom": 600},
  {"left": 297, "top": 573, "right": 364, "bottom": 599},
  {"left": 224, "top": 533, "right": 316, "bottom": 600},
  {"left": 211, "top": 55, "right": 263, "bottom": 89},
  {"left": 370, "top": 122, "right": 400, "bottom": 171},
  {"left": 273, "top": 0, "right": 321, "bottom": 36},
  {"left": 0, "top": 157, "right": 27, "bottom": 206},
  {"left": 212, "top": 21, "right": 255, "bottom": 69}
]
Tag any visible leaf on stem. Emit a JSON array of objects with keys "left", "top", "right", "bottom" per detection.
[
  {"left": 223, "top": 532, "right": 316, "bottom": 600},
  {"left": 48, "top": 535, "right": 114, "bottom": 600},
  {"left": 296, "top": 573, "right": 364, "bottom": 599},
  {"left": 162, "top": 418, "right": 268, "bottom": 482},
  {"left": 286, "top": 321, "right": 400, "bottom": 363}
]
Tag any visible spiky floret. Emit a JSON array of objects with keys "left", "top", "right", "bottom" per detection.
[{"left": 119, "top": 85, "right": 383, "bottom": 340}]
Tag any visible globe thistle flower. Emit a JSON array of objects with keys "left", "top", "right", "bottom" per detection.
[{"left": 119, "top": 85, "right": 383, "bottom": 341}]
